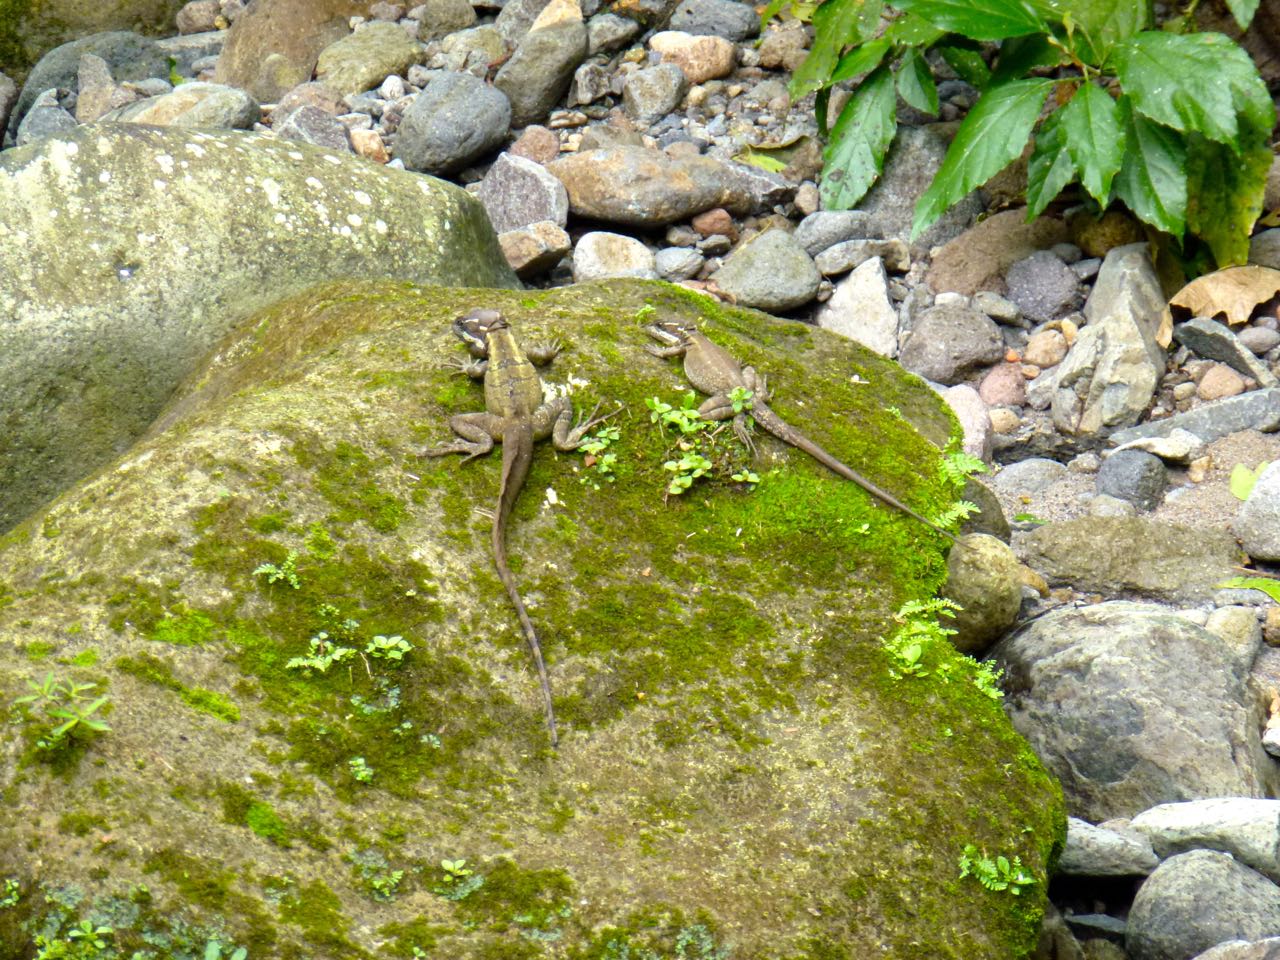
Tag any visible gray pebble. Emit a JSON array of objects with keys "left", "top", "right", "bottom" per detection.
[
  {"left": 1097, "top": 449, "right": 1167, "bottom": 511},
  {"left": 1006, "top": 249, "right": 1080, "bottom": 322},
  {"left": 655, "top": 246, "right": 704, "bottom": 281}
]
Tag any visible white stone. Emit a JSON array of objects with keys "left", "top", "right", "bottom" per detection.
[{"left": 814, "top": 257, "right": 899, "bottom": 358}]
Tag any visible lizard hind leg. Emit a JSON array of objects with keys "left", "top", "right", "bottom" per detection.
[
  {"left": 524, "top": 339, "right": 563, "bottom": 366},
  {"left": 423, "top": 412, "right": 501, "bottom": 463}
]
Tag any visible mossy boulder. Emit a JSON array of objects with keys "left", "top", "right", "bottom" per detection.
[
  {"left": 0, "top": 124, "right": 517, "bottom": 533},
  {"left": 0, "top": 279, "right": 1064, "bottom": 958}
]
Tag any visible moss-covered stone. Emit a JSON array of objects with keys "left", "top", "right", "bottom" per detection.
[{"left": 0, "top": 279, "right": 1064, "bottom": 958}]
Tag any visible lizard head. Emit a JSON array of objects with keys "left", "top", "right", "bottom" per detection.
[
  {"left": 645, "top": 317, "right": 696, "bottom": 344},
  {"left": 453, "top": 308, "right": 507, "bottom": 351}
]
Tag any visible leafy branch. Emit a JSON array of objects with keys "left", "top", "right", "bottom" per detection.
[{"left": 791, "top": 0, "right": 1273, "bottom": 266}]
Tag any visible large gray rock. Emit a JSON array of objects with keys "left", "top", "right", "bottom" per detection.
[
  {"left": 395, "top": 72, "right": 511, "bottom": 175},
  {"left": 0, "top": 280, "right": 1061, "bottom": 960},
  {"left": 1128, "top": 851, "right": 1280, "bottom": 960},
  {"left": 794, "top": 210, "right": 874, "bottom": 257},
  {"left": 548, "top": 145, "right": 750, "bottom": 226},
  {"left": 493, "top": 0, "right": 588, "bottom": 127},
  {"left": 992, "top": 601, "right": 1279, "bottom": 822},
  {"left": 1006, "top": 250, "right": 1081, "bottom": 322},
  {"left": 1053, "top": 243, "right": 1167, "bottom": 435},
  {"left": 1020, "top": 518, "right": 1243, "bottom": 604},
  {"left": 711, "top": 229, "right": 820, "bottom": 312},
  {"left": 1194, "top": 939, "right": 1280, "bottom": 960},
  {"left": 899, "top": 302, "right": 1005, "bottom": 384},
  {"left": 668, "top": 0, "right": 759, "bottom": 40},
  {"left": 14, "top": 88, "right": 77, "bottom": 146},
  {"left": 1175, "top": 317, "right": 1278, "bottom": 388},
  {"left": 1, "top": 7, "right": 180, "bottom": 92},
  {"left": 9, "top": 31, "right": 168, "bottom": 136},
  {"left": 1131, "top": 799, "right": 1280, "bottom": 883},
  {"left": 0, "top": 124, "right": 518, "bottom": 533}
]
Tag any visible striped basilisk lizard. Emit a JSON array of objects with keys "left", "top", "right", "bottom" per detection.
[
  {"left": 645, "top": 318, "right": 955, "bottom": 541},
  {"left": 426, "top": 309, "right": 610, "bottom": 746}
]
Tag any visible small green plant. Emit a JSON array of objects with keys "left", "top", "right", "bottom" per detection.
[
  {"left": 14, "top": 673, "right": 111, "bottom": 750},
  {"left": 369, "top": 868, "right": 404, "bottom": 902},
  {"left": 958, "top": 844, "right": 1036, "bottom": 896},
  {"left": 579, "top": 424, "right": 622, "bottom": 489},
  {"left": 253, "top": 551, "right": 300, "bottom": 589},
  {"left": 1230, "top": 461, "right": 1272, "bottom": 500},
  {"left": 364, "top": 635, "right": 412, "bottom": 662},
  {"left": 435, "top": 858, "right": 484, "bottom": 901},
  {"left": 349, "top": 756, "right": 374, "bottom": 783},
  {"left": 882, "top": 599, "right": 1005, "bottom": 700},
  {"left": 790, "top": 0, "right": 1273, "bottom": 268},
  {"left": 0, "top": 878, "right": 18, "bottom": 908},
  {"left": 647, "top": 394, "right": 756, "bottom": 497},
  {"left": 664, "top": 450, "right": 715, "bottom": 495},
  {"left": 939, "top": 450, "right": 988, "bottom": 488},
  {"left": 970, "top": 660, "right": 1005, "bottom": 700},
  {"left": 285, "top": 633, "right": 356, "bottom": 674},
  {"left": 635, "top": 304, "right": 657, "bottom": 322},
  {"left": 166, "top": 55, "right": 187, "bottom": 87},
  {"left": 1012, "top": 513, "right": 1047, "bottom": 525},
  {"left": 203, "top": 941, "right": 248, "bottom": 960}
]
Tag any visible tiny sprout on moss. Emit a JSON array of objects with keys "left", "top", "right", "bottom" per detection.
[
  {"left": 253, "top": 550, "right": 300, "bottom": 589},
  {"left": 349, "top": 756, "right": 374, "bottom": 783}
]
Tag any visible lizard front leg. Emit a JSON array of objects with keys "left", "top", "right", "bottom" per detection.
[
  {"left": 533, "top": 397, "right": 614, "bottom": 450},
  {"left": 424, "top": 411, "right": 505, "bottom": 462},
  {"left": 524, "top": 339, "right": 563, "bottom": 366},
  {"left": 694, "top": 393, "right": 757, "bottom": 454}
]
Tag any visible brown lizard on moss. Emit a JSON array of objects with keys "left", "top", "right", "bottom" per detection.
[
  {"left": 645, "top": 318, "right": 956, "bottom": 541},
  {"left": 426, "top": 309, "right": 609, "bottom": 746}
]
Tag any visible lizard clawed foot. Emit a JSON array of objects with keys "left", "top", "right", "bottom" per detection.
[
  {"left": 424, "top": 442, "right": 491, "bottom": 463},
  {"left": 444, "top": 356, "right": 487, "bottom": 379},
  {"left": 526, "top": 339, "right": 563, "bottom": 366},
  {"left": 576, "top": 400, "right": 621, "bottom": 434}
]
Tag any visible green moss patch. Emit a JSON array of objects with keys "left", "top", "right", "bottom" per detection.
[{"left": 115, "top": 653, "right": 239, "bottom": 723}]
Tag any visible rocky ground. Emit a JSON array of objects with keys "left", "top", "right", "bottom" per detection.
[{"left": 6, "top": 1, "right": 1280, "bottom": 958}]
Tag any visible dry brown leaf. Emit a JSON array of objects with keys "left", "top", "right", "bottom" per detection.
[{"left": 1161, "top": 266, "right": 1280, "bottom": 340}]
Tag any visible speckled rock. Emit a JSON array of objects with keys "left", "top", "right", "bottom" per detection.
[
  {"left": 622, "top": 63, "right": 688, "bottom": 125},
  {"left": 215, "top": 0, "right": 367, "bottom": 103},
  {"left": 1096, "top": 449, "right": 1167, "bottom": 511},
  {"left": 414, "top": 0, "right": 478, "bottom": 39},
  {"left": 711, "top": 229, "right": 820, "bottom": 312},
  {"left": 548, "top": 145, "right": 749, "bottom": 226},
  {"left": 1058, "top": 818, "right": 1160, "bottom": 877},
  {"left": 648, "top": 30, "right": 735, "bottom": 83},
  {"left": 814, "top": 256, "right": 899, "bottom": 357},
  {"left": 273, "top": 103, "right": 353, "bottom": 150},
  {"left": 1006, "top": 250, "right": 1080, "bottom": 322},
  {"left": 655, "top": 246, "right": 704, "bottom": 280},
  {"left": 793, "top": 210, "right": 872, "bottom": 257},
  {"left": 0, "top": 72, "right": 16, "bottom": 133},
  {"left": 993, "top": 602, "right": 1279, "bottom": 822},
  {"left": 943, "top": 534, "right": 1024, "bottom": 655},
  {"left": 899, "top": 303, "right": 1004, "bottom": 385},
  {"left": 668, "top": 0, "right": 758, "bottom": 40},
  {"left": 9, "top": 31, "right": 169, "bottom": 136},
  {"left": 15, "top": 89, "right": 77, "bottom": 146},
  {"left": 1128, "top": 851, "right": 1280, "bottom": 960},
  {"left": 572, "top": 231, "right": 657, "bottom": 281},
  {"left": 498, "top": 220, "right": 572, "bottom": 278},
  {"left": 395, "top": 71, "right": 511, "bottom": 175},
  {"left": 494, "top": 0, "right": 589, "bottom": 127},
  {"left": 475, "top": 151, "right": 570, "bottom": 232},
  {"left": 1237, "top": 462, "right": 1280, "bottom": 561},
  {"left": 978, "top": 363, "right": 1026, "bottom": 407},
  {"left": 176, "top": 0, "right": 222, "bottom": 33},
  {"left": 102, "top": 81, "right": 259, "bottom": 128},
  {"left": 314, "top": 21, "right": 426, "bottom": 98},
  {"left": 0, "top": 124, "right": 517, "bottom": 531}
]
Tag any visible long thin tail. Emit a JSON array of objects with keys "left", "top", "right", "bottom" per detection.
[
  {"left": 493, "top": 423, "right": 559, "bottom": 746},
  {"left": 755, "top": 406, "right": 956, "bottom": 542}
]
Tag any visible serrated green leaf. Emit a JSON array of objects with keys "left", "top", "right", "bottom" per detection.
[
  {"left": 790, "top": 0, "right": 885, "bottom": 98},
  {"left": 1186, "top": 120, "right": 1273, "bottom": 267},
  {"left": 1052, "top": 0, "right": 1150, "bottom": 64},
  {"left": 1217, "top": 576, "right": 1280, "bottom": 601},
  {"left": 883, "top": 11, "right": 946, "bottom": 45},
  {"left": 1026, "top": 108, "right": 1076, "bottom": 217},
  {"left": 1058, "top": 82, "right": 1124, "bottom": 206},
  {"left": 1112, "top": 31, "right": 1272, "bottom": 145},
  {"left": 991, "top": 34, "right": 1067, "bottom": 83},
  {"left": 897, "top": 47, "right": 939, "bottom": 113},
  {"left": 821, "top": 64, "right": 898, "bottom": 210},
  {"left": 1112, "top": 95, "right": 1185, "bottom": 237},
  {"left": 912, "top": 77, "right": 1054, "bottom": 238},
  {"left": 894, "top": 0, "right": 1049, "bottom": 39},
  {"left": 936, "top": 42, "right": 991, "bottom": 88},
  {"left": 1224, "top": 0, "right": 1260, "bottom": 30},
  {"left": 830, "top": 37, "right": 891, "bottom": 85}
]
